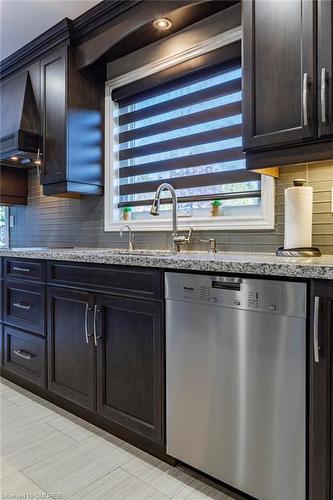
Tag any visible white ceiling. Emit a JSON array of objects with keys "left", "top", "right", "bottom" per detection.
[{"left": 0, "top": 0, "right": 101, "bottom": 61}]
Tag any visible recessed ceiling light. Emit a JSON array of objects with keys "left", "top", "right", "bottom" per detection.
[
  {"left": 10, "top": 156, "right": 18, "bottom": 160},
  {"left": 153, "top": 18, "right": 172, "bottom": 31}
]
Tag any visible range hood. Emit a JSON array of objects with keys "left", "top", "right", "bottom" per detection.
[{"left": 0, "top": 71, "right": 40, "bottom": 166}]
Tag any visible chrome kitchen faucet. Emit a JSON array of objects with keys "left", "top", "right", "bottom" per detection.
[{"left": 150, "top": 183, "right": 192, "bottom": 252}]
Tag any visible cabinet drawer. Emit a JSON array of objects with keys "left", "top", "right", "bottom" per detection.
[
  {"left": 3, "top": 325, "right": 46, "bottom": 387},
  {"left": 47, "top": 261, "right": 162, "bottom": 300},
  {"left": 4, "top": 258, "right": 46, "bottom": 282},
  {"left": 4, "top": 281, "right": 45, "bottom": 336}
]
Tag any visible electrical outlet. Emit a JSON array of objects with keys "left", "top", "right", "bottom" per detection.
[{"left": 9, "top": 215, "right": 15, "bottom": 228}]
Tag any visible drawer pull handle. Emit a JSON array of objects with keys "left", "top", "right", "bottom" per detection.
[
  {"left": 12, "top": 267, "right": 30, "bottom": 272},
  {"left": 13, "top": 350, "right": 32, "bottom": 360},
  {"left": 13, "top": 302, "right": 32, "bottom": 310}
]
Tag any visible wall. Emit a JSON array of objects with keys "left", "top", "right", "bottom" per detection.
[{"left": 9, "top": 161, "right": 333, "bottom": 255}]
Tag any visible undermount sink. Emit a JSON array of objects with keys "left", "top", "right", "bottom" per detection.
[{"left": 90, "top": 249, "right": 176, "bottom": 257}]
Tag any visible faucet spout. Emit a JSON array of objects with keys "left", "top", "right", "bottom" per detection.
[
  {"left": 150, "top": 183, "right": 192, "bottom": 252},
  {"left": 150, "top": 183, "right": 178, "bottom": 244}
]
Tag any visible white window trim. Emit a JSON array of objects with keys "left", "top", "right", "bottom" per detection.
[
  {"left": 104, "top": 26, "right": 275, "bottom": 232},
  {"left": 0, "top": 206, "right": 10, "bottom": 248}
]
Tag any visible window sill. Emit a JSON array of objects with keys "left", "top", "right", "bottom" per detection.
[{"left": 105, "top": 214, "right": 274, "bottom": 232}]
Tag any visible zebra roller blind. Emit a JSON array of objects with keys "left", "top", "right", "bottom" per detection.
[{"left": 113, "top": 54, "right": 261, "bottom": 215}]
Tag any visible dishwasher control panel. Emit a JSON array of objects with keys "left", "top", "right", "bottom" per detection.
[
  {"left": 165, "top": 273, "right": 307, "bottom": 318},
  {"left": 184, "top": 280, "right": 281, "bottom": 312}
]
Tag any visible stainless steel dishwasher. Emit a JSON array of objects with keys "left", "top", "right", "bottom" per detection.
[{"left": 165, "top": 272, "right": 306, "bottom": 500}]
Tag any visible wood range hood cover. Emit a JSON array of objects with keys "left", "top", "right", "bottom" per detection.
[{"left": 0, "top": 71, "right": 40, "bottom": 167}]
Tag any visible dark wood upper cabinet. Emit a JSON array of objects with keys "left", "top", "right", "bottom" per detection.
[
  {"left": 242, "top": 0, "right": 316, "bottom": 151},
  {"left": 318, "top": 0, "right": 333, "bottom": 139},
  {"left": 47, "top": 286, "right": 96, "bottom": 411},
  {"left": 40, "top": 45, "right": 104, "bottom": 197},
  {"left": 309, "top": 281, "right": 333, "bottom": 500},
  {"left": 40, "top": 48, "right": 67, "bottom": 185},
  {"left": 95, "top": 294, "right": 164, "bottom": 445},
  {"left": 0, "top": 166, "right": 28, "bottom": 206}
]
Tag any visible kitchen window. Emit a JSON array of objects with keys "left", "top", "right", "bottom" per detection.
[
  {"left": 105, "top": 29, "right": 274, "bottom": 231},
  {"left": 0, "top": 206, "right": 9, "bottom": 247}
]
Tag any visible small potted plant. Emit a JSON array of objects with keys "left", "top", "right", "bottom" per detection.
[
  {"left": 121, "top": 206, "right": 132, "bottom": 221},
  {"left": 210, "top": 200, "right": 223, "bottom": 217}
]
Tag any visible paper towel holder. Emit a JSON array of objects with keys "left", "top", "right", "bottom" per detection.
[
  {"left": 277, "top": 178, "right": 322, "bottom": 257},
  {"left": 276, "top": 247, "right": 322, "bottom": 257}
]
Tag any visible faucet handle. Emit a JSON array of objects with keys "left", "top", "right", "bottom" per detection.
[
  {"left": 200, "top": 238, "right": 217, "bottom": 254},
  {"left": 173, "top": 228, "right": 193, "bottom": 251},
  {"left": 129, "top": 233, "right": 135, "bottom": 251},
  {"left": 185, "top": 227, "right": 193, "bottom": 242}
]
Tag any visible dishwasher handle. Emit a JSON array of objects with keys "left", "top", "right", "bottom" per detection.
[{"left": 212, "top": 280, "right": 242, "bottom": 291}]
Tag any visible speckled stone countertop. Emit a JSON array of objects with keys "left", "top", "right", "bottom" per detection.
[{"left": 1, "top": 247, "right": 333, "bottom": 280}]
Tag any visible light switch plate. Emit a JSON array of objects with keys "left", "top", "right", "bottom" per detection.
[{"left": 9, "top": 215, "right": 15, "bottom": 227}]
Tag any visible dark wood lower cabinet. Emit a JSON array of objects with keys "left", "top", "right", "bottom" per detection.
[
  {"left": 309, "top": 281, "right": 333, "bottom": 500},
  {"left": 47, "top": 286, "right": 96, "bottom": 411},
  {"left": 46, "top": 280, "right": 165, "bottom": 447},
  {"left": 95, "top": 294, "right": 164, "bottom": 445}
]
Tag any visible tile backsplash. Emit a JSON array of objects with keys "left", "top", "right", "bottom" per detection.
[{"left": 9, "top": 161, "right": 333, "bottom": 254}]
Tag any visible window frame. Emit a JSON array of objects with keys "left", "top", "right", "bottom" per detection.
[
  {"left": 104, "top": 26, "right": 275, "bottom": 232},
  {"left": 0, "top": 206, "right": 10, "bottom": 248}
]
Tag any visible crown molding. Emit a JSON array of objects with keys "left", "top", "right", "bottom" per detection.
[
  {"left": 0, "top": 0, "right": 143, "bottom": 80},
  {"left": 0, "top": 18, "right": 72, "bottom": 79},
  {"left": 72, "top": 0, "right": 143, "bottom": 41}
]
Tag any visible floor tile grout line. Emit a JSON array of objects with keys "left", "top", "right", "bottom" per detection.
[
  {"left": 20, "top": 470, "right": 49, "bottom": 495},
  {"left": 65, "top": 464, "right": 134, "bottom": 500},
  {"left": 20, "top": 438, "right": 79, "bottom": 476},
  {"left": 0, "top": 394, "right": 23, "bottom": 407},
  {"left": 45, "top": 421, "right": 84, "bottom": 444}
]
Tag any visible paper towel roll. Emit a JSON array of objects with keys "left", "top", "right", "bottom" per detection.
[{"left": 284, "top": 180, "right": 313, "bottom": 249}]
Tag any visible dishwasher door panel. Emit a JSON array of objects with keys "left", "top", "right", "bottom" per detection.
[{"left": 166, "top": 300, "right": 306, "bottom": 500}]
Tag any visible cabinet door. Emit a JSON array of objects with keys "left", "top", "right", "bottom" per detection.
[
  {"left": 95, "top": 294, "right": 164, "bottom": 444},
  {"left": 318, "top": 0, "right": 333, "bottom": 138},
  {"left": 40, "top": 46, "right": 67, "bottom": 185},
  {"left": 243, "top": 0, "right": 316, "bottom": 150},
  {"left": 48, "top": 286, "right": 95, "bottom": 411},
  {"left": 309, "top": 281, "right": 333, "bottom": 500}
]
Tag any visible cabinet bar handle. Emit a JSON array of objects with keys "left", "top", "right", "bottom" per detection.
[
  {"left": 35, "top": 148, "right": 42, "bottom": 176},
  {"left": 13, "top": 302, "right": 31, "bottom": 310},
  {"left": 93, "top": 305, "right": 102, "bottom": 347},
  {"left": 313, "top": 296, "right": 320, "bottom": 363},
  {"left": 303, "top": 73, "right": 309, "bottom": 126},
  {"left": 12, "top": 266, "right": 30, "bottom": 272},
  {"left": 84, "top": 303, "right": 93, "bottom": 344},
  {"left": 321, "top": 68, "right": 327, "bottom": 124},
  {"left": 13, "top": 350, "right": 32, "bottom": 360}
]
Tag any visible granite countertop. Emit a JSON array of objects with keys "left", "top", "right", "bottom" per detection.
[{"left": 1, "top": 247, "right": 333, "bottom": 280}]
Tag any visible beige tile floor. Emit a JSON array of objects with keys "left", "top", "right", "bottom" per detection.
[{"left": 0, "top": 378, "right": 235, "bottom": 500}]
